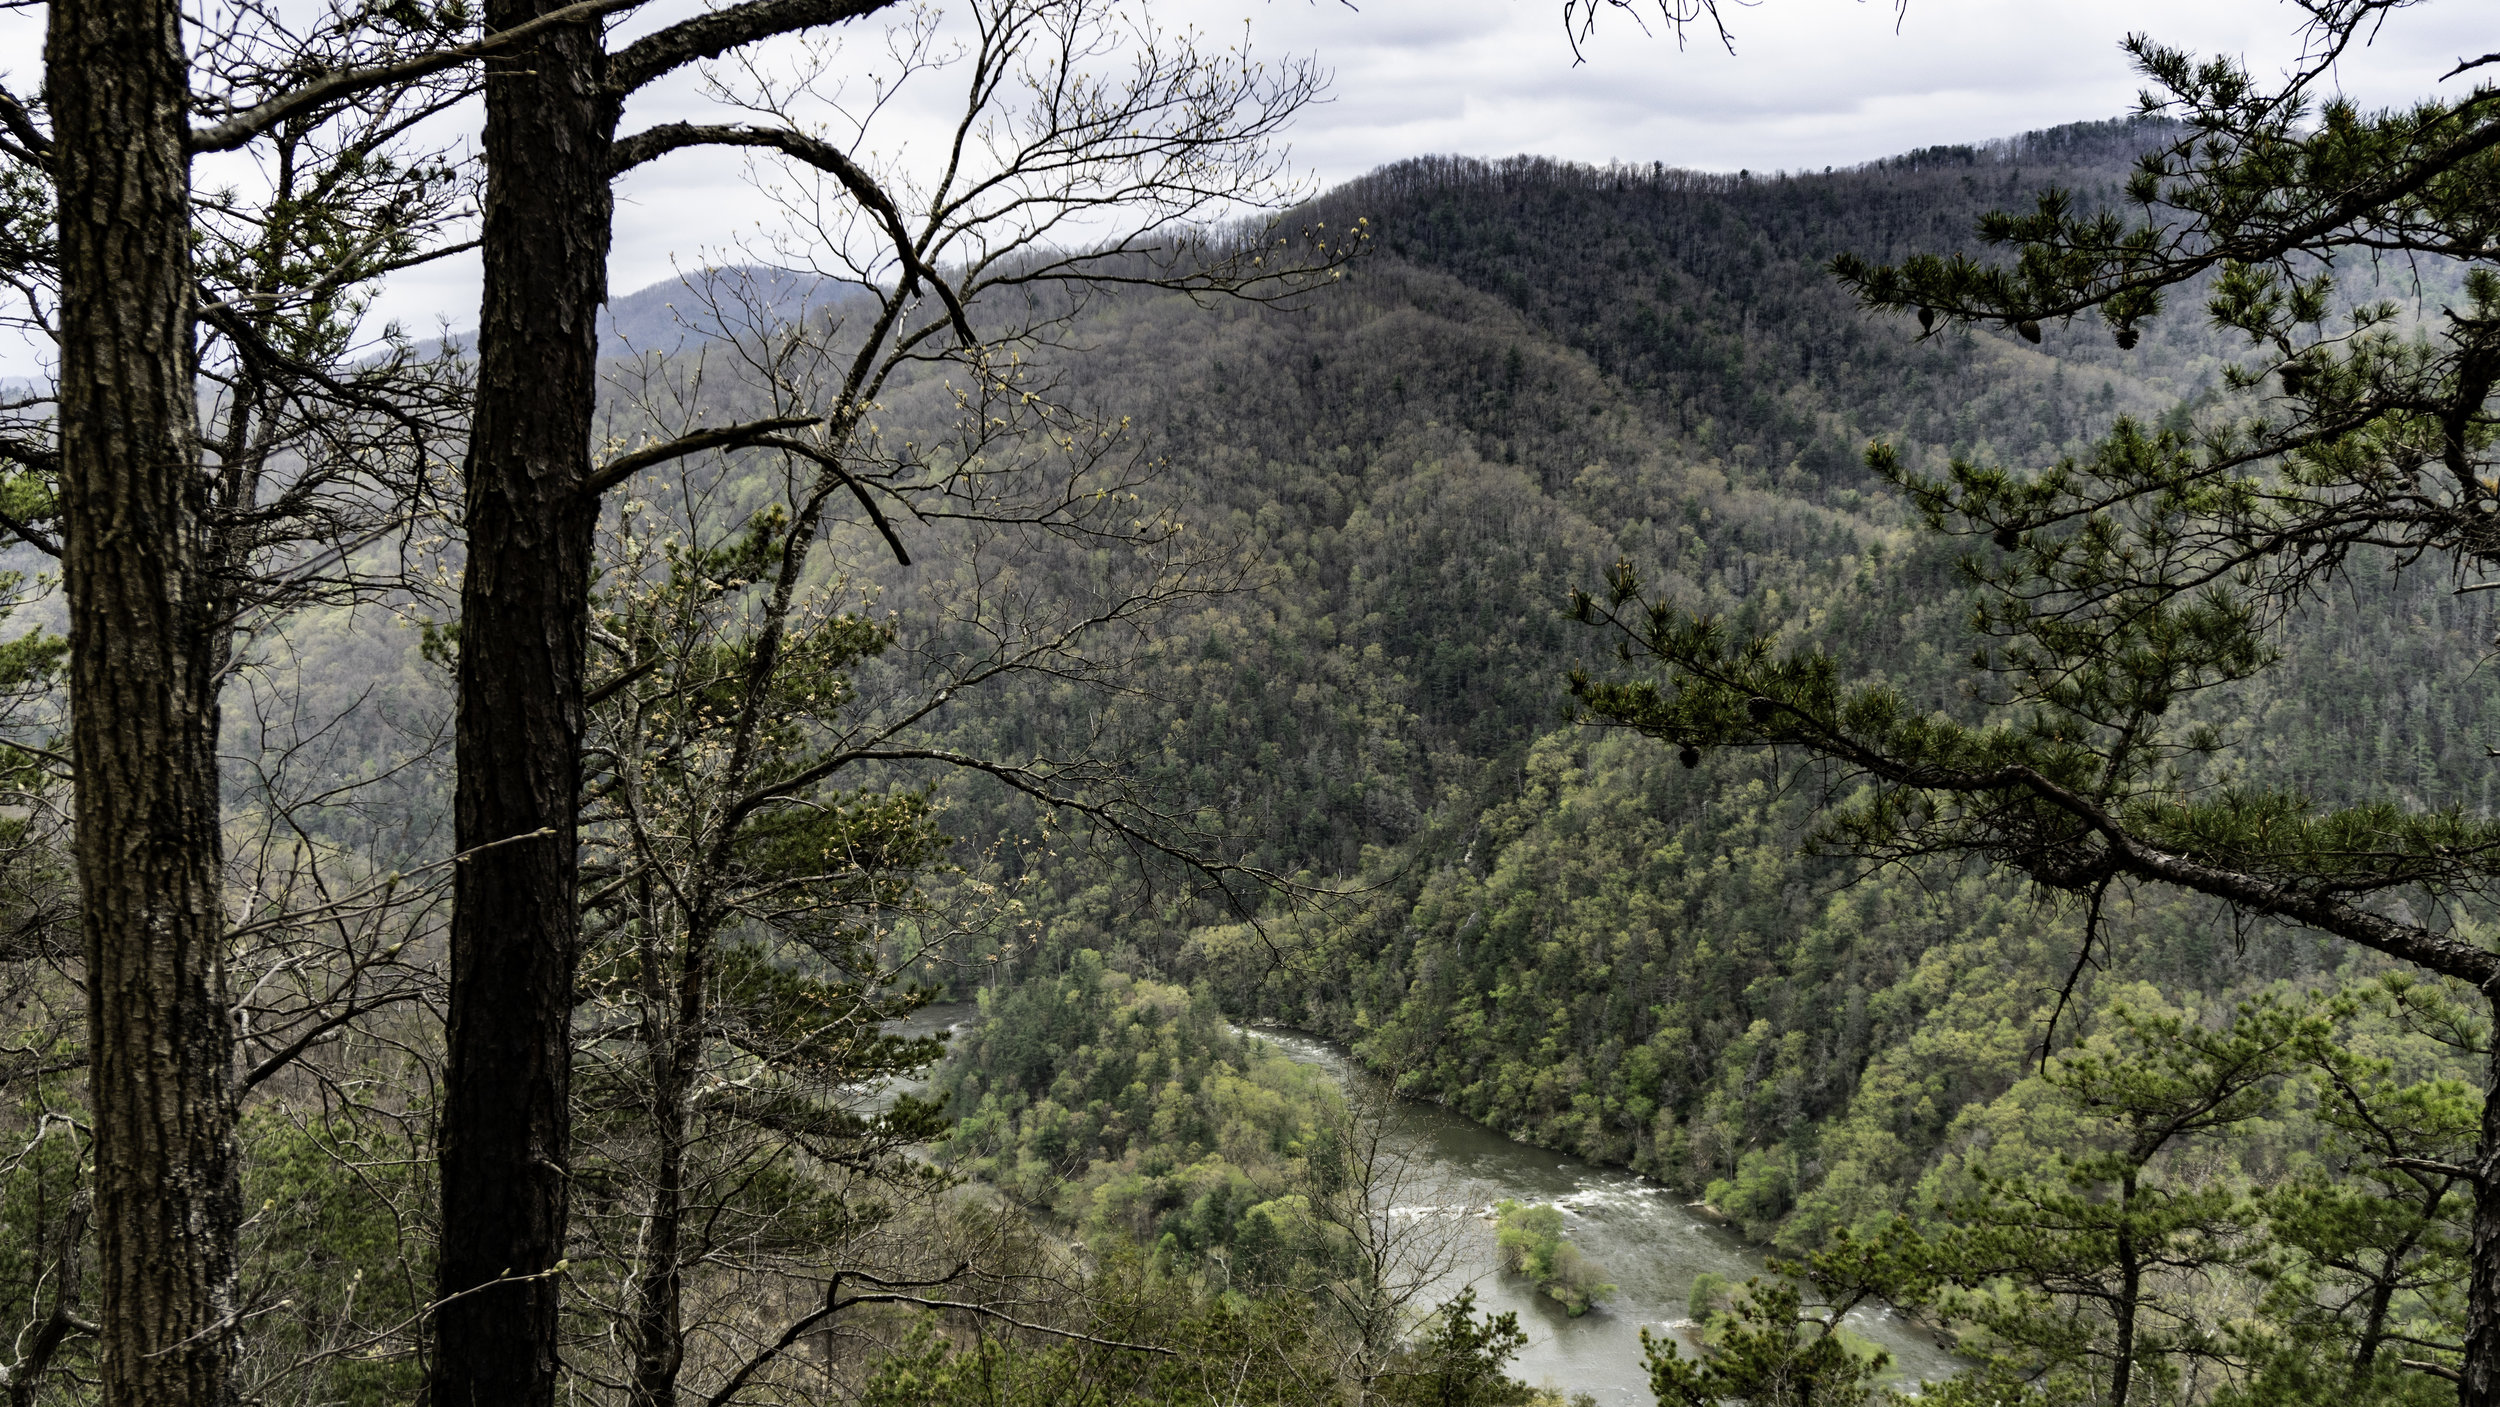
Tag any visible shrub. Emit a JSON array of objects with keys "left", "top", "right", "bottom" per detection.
[{"left": 1492, "top": 1199, "right": 1616, "bottom": 1316}]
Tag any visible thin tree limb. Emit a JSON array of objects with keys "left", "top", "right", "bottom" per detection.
[
  {"left": 749, "top": 434, "right": 910, "bottom": 565},
  {"left": 609, "top": 123, "right": 978, "bottom": 348},
  {"left": 189, "top": 0, "right": 648, "bottom": 153},
  {"left": 581, "top": 415, "right": 823, "bottom": 498},
  {"left": 236, "top": 990, "right": 425, "bottom": 1093}
]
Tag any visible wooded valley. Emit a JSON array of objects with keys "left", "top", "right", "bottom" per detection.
[{"left": 4, "top": 0, "right": 2498, "bottom": 1403}]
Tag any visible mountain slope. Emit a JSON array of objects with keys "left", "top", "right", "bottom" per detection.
[
  {"left": 948, "top": 127, "right": 2500, "bottom": 1245},
  {"left": 286, "top": 119, "right": 2500, "bottom": 1247}
]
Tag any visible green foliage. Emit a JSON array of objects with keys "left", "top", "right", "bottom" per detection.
[
  {"left": 0, "top": 578, "right": 87, "bottom": 1403},
  {"left": 1832, "top": 32, "right": 2495, "bottom": 353},
  {"left": 1709, "top": 1151, "right": 1800, "bottom": 1235},
  {"left": 1689, "top": 1270, "right": 1736, "bottom": 1322},
  {"left": 931, "top": 125, "right": 2200, "bottom": 905},
  {"left": 2223, "top": 980, "right": 2476, "bottom": 1398},
  {"left": 1491, "top": 1200, "right": 1614, "bottom": 1316},
  {"left": 1541, "top": 12, "right": 2500, "bottom": 1344},
  {"left": 1371, "top": 1287, "right": 1538, "bottom": 1407},
  {"left": 855, "top": 1253, "right": 1338, "bottom": 1407},
  {"left": 1569, "top": 5, "right": 2500, "bottom": 1026},
  {"left": 9, "top": 84, "right": 2486, "bottom": 1404},
  {"left": 1780, "top": 983, "right": 2490, "bottom": 1406},
  {"left": 1910, "top": 998, "right": 2310, "bottom": 1407},
  {"left": 1644, "top": 1278, "right": 1889, "bottom": 1407},
  {"left": 237, "top": 1108, "right": 433, "bottom": 1406},
  {"left": 1085, "top": 132, "right": 2472, "bottom": 1235},
  {"left": 905, "top": 965, "right": 1559, "bottom": 1407},
  {"left": 854, "top": 1273, "right": 1560, "bottom": 1407},
  {"left": 933, "top": 952, "right": 1349, "bottom": 1288},
  {"left": 567, "top": 460, "right": 966, "bottom": 1395},
  {"left": 772, "top": 99, "right": 2500, "bottom": 1404}
]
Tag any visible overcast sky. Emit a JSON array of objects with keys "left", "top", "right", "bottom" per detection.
[
  {"left": 591, "top": 0, "right": 2495, "bottom": 337},
  {"left": 11, "top": 0, "right": 2492, "bottom": 347}
]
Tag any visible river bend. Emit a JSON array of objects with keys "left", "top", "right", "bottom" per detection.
[{"left": 887, "top": 1005, "right": 1958, "bottom": 1403}]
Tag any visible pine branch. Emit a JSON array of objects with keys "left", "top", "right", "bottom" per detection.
[{"left": 607, "top": 0, "right": 897, "bottom": 95}]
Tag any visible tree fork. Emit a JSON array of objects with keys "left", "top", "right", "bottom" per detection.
[{"left": 49, "top": 0, "right": 240, "bottom": 1400}]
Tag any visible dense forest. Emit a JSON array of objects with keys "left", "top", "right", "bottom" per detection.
[
  {"left": 3, "top": 4, "right": 2496, "bottom": 1395},
  {"left": 912, "top": 112, "right": 2500, "bottom": 1403},
  {"left": 956, "top": 122, "right": 2500, "bottom": 1230}
]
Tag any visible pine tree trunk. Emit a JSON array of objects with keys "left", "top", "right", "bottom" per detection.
[
  {"left": 48, "top": 0, "right": 239, "bottom": 1403},
  {"left": 2354, "top": 1277, "right": 2395, "bottom": 1376},
  {"left": 430, "top": 1, "right": 613, "bottom": 1400},
  {"left": 2109, "top": 1173, "right": 2139, "bottom": 1407},
  {"left": 2465, "top": 1044, "right": 2500, "bottom": 1407}
]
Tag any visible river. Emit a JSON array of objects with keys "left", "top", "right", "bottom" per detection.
[
  {"left": 1244, "top": 1025, "right": 1960, "bottom": 1404},
  {"left": 888, "top": 1003, "right": 1958, "bottom": 1404}
]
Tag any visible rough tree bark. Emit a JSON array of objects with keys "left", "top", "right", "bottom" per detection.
[
  {"left": 432, "top": 0, "right": 611, "bottom": 1401},
  {"left": 2111, "top": 1175, "right": 2142, "bottom": 1407},
  {"left": 2467, "top": 1035, "right": 2500, "bottom": 1407},
  {"left": 48, "top": 0, "right": 239, "bottom": 1403},
  {"left": 435, "top": 5, "right": 906, "bottom": 1402}
]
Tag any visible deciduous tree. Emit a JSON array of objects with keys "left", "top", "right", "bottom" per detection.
[{"left": 441, "top": 0, "right": 1341, "bottom": 1395}]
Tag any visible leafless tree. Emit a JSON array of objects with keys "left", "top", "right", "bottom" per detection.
[
  {"left": 438, "top": 0, "right": 1348, "bottom": 1394},
  {"left": 1302, "top": 1066, "right": 1472, "bottom": 1402},
  {"left": 558, "top": 13, "right": 1355, "bottom": 1379}
]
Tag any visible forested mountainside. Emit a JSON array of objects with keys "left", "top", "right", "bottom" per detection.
[
  {"left": 473, "top": 114, "right": 2500, "bottom": 1259},
  {"left": 18, "top": 0, "right": 2496, "bottom": 1381},
  {"left": 224, "top": 113, "right": 2492, "bottom": 1258},
  {"left": 956, "top": 124, "right": 2193, "bottom": 873},
  {"left": 903, "top": 119, "right": 2500, "bottom": 1251}
]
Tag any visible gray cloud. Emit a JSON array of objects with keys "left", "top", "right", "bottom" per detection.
[
  {"left": 9, "top": 0, "right": 2487, "bottom": 348},
  {"left": 558, "top": 0, "right": 2500, "bottom": 336}
]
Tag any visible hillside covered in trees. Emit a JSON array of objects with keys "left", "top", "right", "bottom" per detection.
[
  {"left": 924, "top": 118, "right": 2499, "bottom": 1249},
  {"left": 7, "top": 84, "right": 2494, "bottom": 1403}
]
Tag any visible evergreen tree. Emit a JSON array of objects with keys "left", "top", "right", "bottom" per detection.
[
  {"left": 2232, "top": 986, "right": 2478, "bottom": 1404},
  {"left": 1644, "top": 1279, "right": 1887, "bottom": 1407},
  {"left": 1920, "top": 1000, "right": 2309, "bottom": 1407},
  {"left": 1569, "top": 2, "right": 2500, "bottom": 1398},
  {"left": 1373, "top": 1288, "right": 1538, "bottom": 1407}
]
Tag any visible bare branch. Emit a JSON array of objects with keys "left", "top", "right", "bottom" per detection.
[
  {"left": 581, "top": 414, "right": 823, "bottom": 498},
  {"left": 607, "top": 0, "right": 898, "bottom": 96},
  {"left": 1561, "top": 0, "right": 1747, "bottom": 58},
  {"left": 2443, "top": 51, "right": 2500, "bottom": 81},
  {"left": 611, "top": 123, "right": 979, "bottom": 348},
  {"left": 748, "top": 434, "right": 911, "bottom": 565},
  {"left": 189, "top": 0, "right": 647, "bottom": 153},
  {"left": 236, "top": 990, "right": 425, "bottom": 1093}
]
